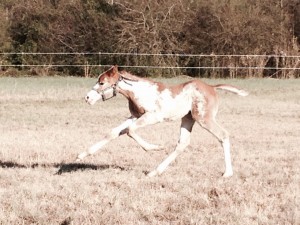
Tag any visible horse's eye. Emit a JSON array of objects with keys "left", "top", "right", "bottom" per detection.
[{"left": 99, "top": 82, "right": 104, "bottom": 85}]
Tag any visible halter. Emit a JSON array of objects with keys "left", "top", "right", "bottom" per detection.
[{"left": 97, "top": 74, "right": 137, "bottom": 101}]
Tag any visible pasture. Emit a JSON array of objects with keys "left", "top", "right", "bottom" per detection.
[{"left": 0, "top": 76, "right": 299, "bottom": 224}]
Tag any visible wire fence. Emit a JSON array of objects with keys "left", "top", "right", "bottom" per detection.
[
  {"left": 0, "top": 52, "right": 299, "bottom": 58},
  {"left": 0, "top": 52, "right": 299, "bottom": 78}
]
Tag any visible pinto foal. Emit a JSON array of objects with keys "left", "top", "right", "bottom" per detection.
[{"left": 77, "top": 66, "right": 248, "bottom": 177}]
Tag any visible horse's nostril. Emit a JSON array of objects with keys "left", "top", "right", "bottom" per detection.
[{"left": 85, "top": 96, "right": 89, "bottom": 100}]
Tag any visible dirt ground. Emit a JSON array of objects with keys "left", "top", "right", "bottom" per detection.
[{"left": 0, "top": 77, "right": 299, "bottom": 224}]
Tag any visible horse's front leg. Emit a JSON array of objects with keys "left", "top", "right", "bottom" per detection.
[
  {"left": 127, "top": 113, "right": 163, "bottom": 151},
  {"left": 75, "top": 117, "right": 135, "bottom": 161},
  {"left": 147, "top": 114, "right": 195, "bottom": 177}
]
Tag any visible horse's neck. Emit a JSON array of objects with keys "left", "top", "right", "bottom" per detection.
[{"left": 118, "top": 72, "right": 159, "bottom": 100}]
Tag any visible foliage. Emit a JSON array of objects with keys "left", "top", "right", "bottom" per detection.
[{"left": 0, "top": 0, "right": 299, "bottom": 77}]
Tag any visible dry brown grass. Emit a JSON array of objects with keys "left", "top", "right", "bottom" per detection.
[{"left": 0, "top": 77, "right": 299, "bottom": 224}]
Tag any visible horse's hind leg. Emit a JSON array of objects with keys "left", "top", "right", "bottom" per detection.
[
  {"left": 191, "top": 92, "right": 233, "bottom": 177},
  {"left": 198, "top": 117, "right": 233, "bottom": 177}
]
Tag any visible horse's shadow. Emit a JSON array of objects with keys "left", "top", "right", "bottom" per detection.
[
  {"left": 0, "top": 160, "right": 126, "bottom": 175},
  {"left": 54, "top": 162, "right": 126, "bottom": 175},
  {"left": 0, "top": 160, "right": 27, "bottom": 169}
]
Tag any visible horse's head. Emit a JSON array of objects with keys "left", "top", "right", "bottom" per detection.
[{"left": 85, "top": 65, "right": 120, "bottom": 105}]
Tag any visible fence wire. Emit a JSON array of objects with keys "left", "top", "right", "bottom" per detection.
[{"left": 0, "top": 52, "right": 299, "bottom": 78}]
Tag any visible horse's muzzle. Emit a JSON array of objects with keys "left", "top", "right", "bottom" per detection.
[{"left": 85, "top": 90, "right": 101, "bottom": 105}]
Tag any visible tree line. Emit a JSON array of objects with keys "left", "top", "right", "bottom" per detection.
[{"left": 0, "top": 0, "right": 299, "bottom": 78}]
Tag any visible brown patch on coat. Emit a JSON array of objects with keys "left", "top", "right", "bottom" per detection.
[
  {"left": 154, "top": 82, "right": 167, "bottom": 93},
  {"left": 128, "top": 100, "right": 145, "bottom": 118},
  {"left": 117, "top": 88, "right": 145, "bottom": 118},
  {"left": 169, "top": 81, "right": 193, "bottom": 97},
  {"left": 152, "top": 81, "right": 195, "bottom": 98}
]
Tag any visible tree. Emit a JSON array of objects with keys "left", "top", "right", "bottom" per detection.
[
  {"left": 0, "top": 0, "right": 299, "bottom": 77},
  {"left": 114, "top": 0, "right": 192, "bottom": 76},
  {"left": 6, "top": 0, "right": 120, "bottom": 75},
  {"left": 182, "top": 0, "right": 299, "bottom": 77}
]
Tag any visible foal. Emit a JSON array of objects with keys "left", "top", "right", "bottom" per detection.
[{"left": 77, "top": 65, "right": 248, "bottom": 177}]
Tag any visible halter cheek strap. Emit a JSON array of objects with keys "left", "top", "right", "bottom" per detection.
[
  {"left": 98, "top": 74, "right": 136, "bottom": 101},
  {"left": 99, "top": 76, "right": 124, "bottom": 101},
  {"left": 101, "top": 86, "right": 117, "bottom": 101}
]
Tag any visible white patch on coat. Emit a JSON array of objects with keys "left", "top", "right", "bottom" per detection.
[
  {"left": 194, "top": 91, "right": 206, "bottom": 118},
  {"left": 118, "top": 80, "right": 160, "bottom": 112},
  {"left": 119, "top": 81, "right": 206, "bottom": 122},
  {"left": 157, "top": 85, "right": 194, "bottom": 121}
]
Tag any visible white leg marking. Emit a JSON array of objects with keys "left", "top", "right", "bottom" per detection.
[
  {"left": 148, "top": 116, "right": 194, "bottom": 177},
  {"left": 222, "top": 138, "right": 233, "bottom": 177},
  {"left": 147, "top": 150, "right": 180, "bottom": 177},
  {"left": 76, "top": 118, "right": 135, "bottom": 161},
  {"left": 197, "top": 118, "right": 233, "bottom": 177},
  {"left": 128, "top": 113, "right": 163, "bottom": 151},
  {"left": 129, "top": 131, "right": 163, "bottom": 151}
]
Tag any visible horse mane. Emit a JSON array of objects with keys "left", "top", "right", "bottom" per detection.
[
  {"left": 119, "top": 71, "right": 155, "bottom": 83},
  {"left": 119, "top": 70, "right": 168, "bottom": 93}
]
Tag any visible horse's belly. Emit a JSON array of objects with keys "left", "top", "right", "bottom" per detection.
[{"left": 161, "top": 99, "right": 192, "bottom": 121}]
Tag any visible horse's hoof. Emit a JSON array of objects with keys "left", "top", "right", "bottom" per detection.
[
  {"left": 222, "top": 171, "right": 233, "bottom": 178},
  {"left": 147, "top": 170, "right": 158, "bottom": 177}
]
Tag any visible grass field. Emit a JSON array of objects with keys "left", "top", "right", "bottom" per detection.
[{"left": 0, "top": 76, "right": 299, "bottom": 224}]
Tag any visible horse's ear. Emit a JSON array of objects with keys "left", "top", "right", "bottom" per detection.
[{"left": 112, "top": 65, "right": 118, "bottom": 74}]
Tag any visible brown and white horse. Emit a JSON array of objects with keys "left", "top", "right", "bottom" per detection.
[{"left": 76, "top": 65, "right": 248, "bottom": 177}]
